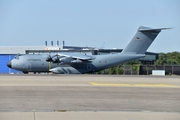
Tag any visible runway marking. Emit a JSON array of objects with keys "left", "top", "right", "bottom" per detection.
[{"left": 89, "top": 82, "right": 178, "bottom": 87}]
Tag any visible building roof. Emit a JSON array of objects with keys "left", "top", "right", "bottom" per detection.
[{"left": 0, "top": 46, "right": 61, "bottom": 54}]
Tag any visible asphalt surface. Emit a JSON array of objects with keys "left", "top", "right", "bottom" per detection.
[{"left": 0, "top": 74, "right": 180, "bottom": 120}]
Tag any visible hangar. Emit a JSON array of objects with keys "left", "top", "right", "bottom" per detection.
[{"left": 0, "top": 44, "right": 158, "bottom": 74}]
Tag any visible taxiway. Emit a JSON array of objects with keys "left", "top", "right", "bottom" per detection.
[{"left": 0, "top": 75, "right": 179, "bottom": 120}]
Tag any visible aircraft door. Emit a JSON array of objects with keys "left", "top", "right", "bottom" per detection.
[
  {"left": 87, "top": 63, "right": 91, "bottom": 71},
  {"left": 26, "top": 63, "right": 31, "bottom": 71}
]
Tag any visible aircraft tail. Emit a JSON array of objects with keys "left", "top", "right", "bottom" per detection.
[{"left": 122, "top": 26, "right": 171, "bottom": 54}]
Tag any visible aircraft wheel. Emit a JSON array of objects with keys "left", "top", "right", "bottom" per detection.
[{"left": 23, "top": 71, "right": 28, "bottom": 74}]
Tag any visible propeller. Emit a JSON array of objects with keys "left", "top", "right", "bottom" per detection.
[
  {"left": 46, "top": 54, "right": 83, "bottom": 64},
  {"left": 52, "top": 55, "right": 60, "bottom": 63},
  {"left": 46, "top": 55, "right": 53, "bottom": 62},
  {"left": 46, "top": 54, "right": 65, "bottom": 64}
]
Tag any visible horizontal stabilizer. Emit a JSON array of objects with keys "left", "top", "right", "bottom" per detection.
[{"left": 138, "top": 26, "right": 172, "bottom": 32}]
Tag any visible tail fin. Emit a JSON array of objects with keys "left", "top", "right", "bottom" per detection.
[{"left": 122, "top": 26, "right": 171, "bottom": 54}]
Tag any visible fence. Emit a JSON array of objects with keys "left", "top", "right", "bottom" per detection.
[
  {"left": 98, "top": 65, "right": 180, "bottom": 75},
  {"left": 140, "top": 65, "right": 180, "bottom": 75}
]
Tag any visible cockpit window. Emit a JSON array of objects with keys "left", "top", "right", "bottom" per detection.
[{"left": 14, "top": 56, "right": 19, "bottom": 60}]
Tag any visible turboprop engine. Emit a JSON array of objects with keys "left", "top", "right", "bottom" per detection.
[
  {"left": 46, "top": 54, "right": 83, "bottom": 64},
  {"left": 46, "top": 55, "right": 64, "bottom": 63},
  {"left": 59, "top": 57, "right": 74, "bottom": 64}
]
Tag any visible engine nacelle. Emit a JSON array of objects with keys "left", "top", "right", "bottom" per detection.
[
  {"left": 60, "top": 57, "right": 74, "bottom": 64},
  {"left": 71, "top": 59, "right": 82, "bottom": 63}
]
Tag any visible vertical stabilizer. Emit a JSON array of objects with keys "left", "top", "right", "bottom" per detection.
[{"left": 122, "top": 26, "right": 170, "bottom": 54}]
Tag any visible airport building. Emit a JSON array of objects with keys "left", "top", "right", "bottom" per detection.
[{"left": 0, "top": 41, "right": 158, "bottom": 74}]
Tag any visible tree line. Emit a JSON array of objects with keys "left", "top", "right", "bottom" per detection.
[{"left": 154, "top": 52, "right": 180, "bottom": 65}]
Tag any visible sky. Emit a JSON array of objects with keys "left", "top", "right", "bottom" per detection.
[{"left": 0, "top": 0, "right": 180, "bottom": 53}]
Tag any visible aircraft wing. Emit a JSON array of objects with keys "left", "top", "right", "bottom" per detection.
[{"left": 57, "top": 53, "right": 93, "bottom": 60}]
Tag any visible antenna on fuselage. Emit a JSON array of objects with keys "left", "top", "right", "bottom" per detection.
[{"left": 101, "top": 42, "right": 105, "bottom": 49}]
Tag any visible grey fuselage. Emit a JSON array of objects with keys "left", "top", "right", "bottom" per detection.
[{"left": 10, "top": 53, "right": 143, "bottom": 74}]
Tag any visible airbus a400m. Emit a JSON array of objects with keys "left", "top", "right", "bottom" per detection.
[{"left": 7, "top": 26, "right": 170, "bottom": 74}]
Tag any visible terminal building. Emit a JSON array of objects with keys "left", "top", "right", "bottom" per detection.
[{"left": 0, "top": 41, "right": 158, "bottom": 74}]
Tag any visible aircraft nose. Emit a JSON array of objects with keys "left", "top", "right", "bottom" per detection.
[{"left": 7, "top": 61, "right": 12, "bottom": 68}]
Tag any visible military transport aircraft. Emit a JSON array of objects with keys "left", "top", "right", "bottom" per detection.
[{"left": 7, "top": 26, "right": 170, "bottom": 74}]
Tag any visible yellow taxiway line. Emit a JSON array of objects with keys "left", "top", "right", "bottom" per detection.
[{"left": 89, "top": 82, "right": 178, "bottom": 87}]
